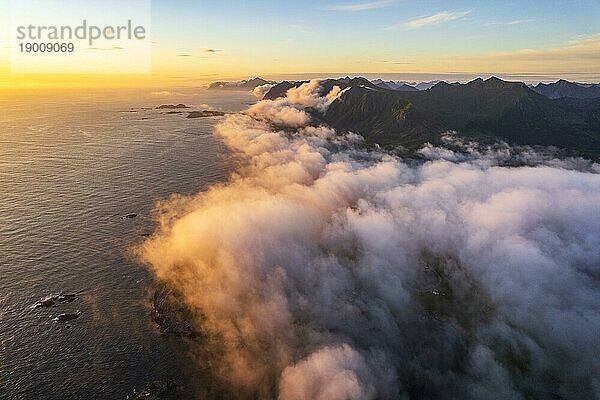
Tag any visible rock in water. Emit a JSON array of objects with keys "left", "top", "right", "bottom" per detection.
[
  {"left": 57, "top": 293, "right": 76, "bottom": 303},
  {"left": 53, "top": 310, "right": 81, "bottom": 323},
  {"left": 186, "top": 110, "right": 225, "bottom": 119},
  {"left": 31, "top": 293, "right": 76, "bottom": 309},
  {"left": 156, "top": 104, "right": 190, "bottom": 109},
  {"left": 32, "top": 296, "right": 56, "bottom": 309}
]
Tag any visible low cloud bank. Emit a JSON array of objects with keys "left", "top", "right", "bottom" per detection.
[
  {"left": 138, "top": 81, "right": 600, "bottom": 399},
  {"left": 418, "top": 133, "right": 600, "bottom": 172}
]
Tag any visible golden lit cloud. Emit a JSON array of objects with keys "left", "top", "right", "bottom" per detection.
[{"left": 421, "top": 33, "right": 600, "bottom": 75}]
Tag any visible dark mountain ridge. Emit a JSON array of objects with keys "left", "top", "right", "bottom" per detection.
[
  {"left": 264, "top": 77, "right": 379, "bottom": 100},
  {"left": 533, "top": 79, "right": 600, "bottom": 99},
  {"left": 264, "top": 77, "right": 600, "bottom": 160}
]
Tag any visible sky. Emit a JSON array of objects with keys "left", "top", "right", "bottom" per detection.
[{"left": 1, "top": 0, "right": 599, "bottom": 89}]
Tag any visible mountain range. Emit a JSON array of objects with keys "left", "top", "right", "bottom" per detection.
[
  {"left": 371, "top": 79, "right": 442, "bottom": 91},
  {"left": 371, "top": 79, "right": 419, "bottom": 91},
  {"left": 532, "top": 80, "right": 600, "bottom": 99},
  {"left": 207, "top": 77, "right": 275, "bottom": 91},
  {"left": 208, "top": 77, "right": 600, "bottom": 100},
  {"left": 264, "top": 77, "right": 600, "bottom": 160},
  {"left": 367, "top": 79, "right": 600, "bottom": 99}
]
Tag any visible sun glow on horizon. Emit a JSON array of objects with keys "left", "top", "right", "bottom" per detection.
[{"left": 1, "top": 0, "right": 599, "bottom": 90}]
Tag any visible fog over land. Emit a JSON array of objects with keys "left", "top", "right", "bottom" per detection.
[{"left": 138, "top": 81, "right": 600, "bottom": 399}]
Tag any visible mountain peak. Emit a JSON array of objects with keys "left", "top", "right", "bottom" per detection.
[
  {"left": 464, "top": 78, "right": 484, "bottom": 87},
  {"left": 465, "top": 77, "right": 528, "bottom": 91},
  {"left": 431, "top": 81, "right": 451, "bottom": 89}
]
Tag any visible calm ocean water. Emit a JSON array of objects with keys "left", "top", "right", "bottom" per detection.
[{"left": 0, "top": 88, "right": 255, "bottom": 399}]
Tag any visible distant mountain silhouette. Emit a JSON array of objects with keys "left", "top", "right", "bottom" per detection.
[
  {"left": 208, "top": 77, "right": 275, "bottom": 91},
  {"left": 533, "top": 80, "right": 600, "bottom": 99},
  {"left": 414, "top": 80, "right": 442, "bottom": 90},
  {"left": 372, "top": 79, "right": 419, "bottom": 91},
  {"left": 264, "top": 77, "right": 600, "bottom": 159}
]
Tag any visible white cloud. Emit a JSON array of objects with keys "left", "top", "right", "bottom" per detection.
[
  {"left": 392, "top": 10, "right": 471, "bottom": 30},
  {"left": 139, "top": 81, "right": 600, "bottom": 399},
  {"left": 251, "top": 83, "right": 276, "bottom": 99},
  {"left": 280, "top": 345, "right": 379, "bottom": 400},
  {"left": 507, "top": 18, "right": 534, "bottom": 25},
  {"left": 328, "top": 0, "right": 397, "bottom": 12}
]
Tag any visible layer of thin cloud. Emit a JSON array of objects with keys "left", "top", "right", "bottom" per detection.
[
  {"left": 507, "top": 18, "right": 535, "bottom": 26},
  {"left": 397, "top": 10, "right": 470, "bottom": 30},
  {"left": 328, "top": 0, "right": 397, "bottom": 12},
  {"left": 408, "top": 32, "right": 600, "bottom": 77},
  {"left": 138, "top": 80, "right": 600, "bottom": 399},
  {"left": 150, "top": 90, "right": 185, "bottom": 97}
]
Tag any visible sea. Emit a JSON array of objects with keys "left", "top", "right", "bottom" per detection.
[{"left": 0, "top": 88, "right": 255, "bottom": 399}]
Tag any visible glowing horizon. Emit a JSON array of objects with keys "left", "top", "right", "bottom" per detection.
[{"left": 1, "top": 0, "right": 599, "bottom": 90}]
